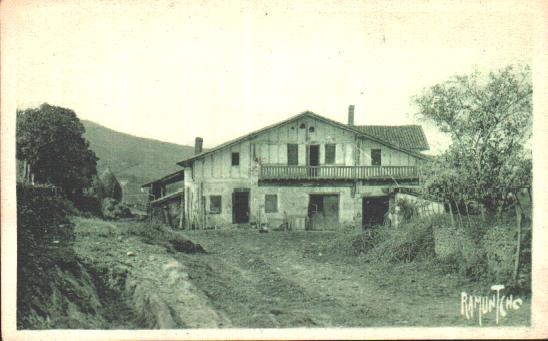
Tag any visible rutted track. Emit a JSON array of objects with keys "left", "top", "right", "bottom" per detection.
[{"left": 175, "top": 229, "right": 531, "bottom": 327}]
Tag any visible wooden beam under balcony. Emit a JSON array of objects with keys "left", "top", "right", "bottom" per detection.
[{"left": 259, "top": 165, "right": 418, "bottom": 180}]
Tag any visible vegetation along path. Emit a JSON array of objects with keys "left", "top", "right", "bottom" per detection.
[
  {"left": 71, "top": 219, "right": 530, "bottom": 328},
  {"left": 176, "top": 229, "right": 530, "bottom": 327}
]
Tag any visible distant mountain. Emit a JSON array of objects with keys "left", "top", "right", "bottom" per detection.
[{"left": 82, "top": 120, "right": 195, "bottom": 201}]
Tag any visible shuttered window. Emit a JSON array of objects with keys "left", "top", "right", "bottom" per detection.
[
  {"left": 325, "top": 144, "right": 336, "bottom": 164},
  {"left": 231, "top": 152, "right": 240, "bottom": 166},
  {"left": 371, "top": 149, "right": 382, "bottom": 166},
  {"left": 287, "top": 144, "right": 298, "bottom": 165},
  {"left": 210, "top": 195, "right": 221, "bottom": 214},
  {"left": 265, "top": 194, "right": 278, "bottom": 213}
]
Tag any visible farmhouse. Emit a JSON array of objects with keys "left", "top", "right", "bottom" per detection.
[{"left": 143, "top": 106, "right": 431, "bottom": 230}]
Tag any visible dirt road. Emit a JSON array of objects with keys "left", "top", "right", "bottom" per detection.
[{"left": 176, "top": 229, "right": 530, "bottom": 327}]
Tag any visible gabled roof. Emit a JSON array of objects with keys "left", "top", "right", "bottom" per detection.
[
  {"left": 353, "top": 125, "right": 429, "bottom": 151},
  {"left": 177, "top": 111, "right": 428, "bottom": 166}
]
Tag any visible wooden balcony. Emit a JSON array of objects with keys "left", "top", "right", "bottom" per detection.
[{"left": 259, "top": 165, "right": 418, "bottom": 180}]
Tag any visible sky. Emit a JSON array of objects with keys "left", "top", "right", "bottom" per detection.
[{"left": 11, "top": 0, "right": 535, "bottom": 154}]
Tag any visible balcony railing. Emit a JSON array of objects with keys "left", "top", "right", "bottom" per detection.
[{"left": 259, "top": 165, "right": 418, "bottom": 180}]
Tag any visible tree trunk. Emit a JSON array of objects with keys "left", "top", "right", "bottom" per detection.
[
  {"left": 464, "top": 202, "right": 472, "bottom": 227},
  {"left": 454, "top": 199, "right": 463, "bottom": 228},
  {"left": 513, "top": 195, "right": 523, "bottom": 282},
  {"left": 447, "top": 200, "right": 455, "bottom": 227}
]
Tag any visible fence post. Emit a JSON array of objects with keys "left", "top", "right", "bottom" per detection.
[{"left": 513, "top": 194, "right": 523, "bottom": 282}]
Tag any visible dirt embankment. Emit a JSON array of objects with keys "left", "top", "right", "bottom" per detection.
[
  {"left": 17, "top": 245, "right": 139, "bottom": 329},
  {"left": 72, "top": 218, "right": 230, "bottom": 329},
  {"left": 19, "top": 217, "right": 228, "bottom": 329}
]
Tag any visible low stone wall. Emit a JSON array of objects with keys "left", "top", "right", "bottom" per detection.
[
  {"left": 483, "top": 226, "right": 518, "bottom": 282},
  {"left": 433, "top": 223, "right": 520, "bottom": 283}
]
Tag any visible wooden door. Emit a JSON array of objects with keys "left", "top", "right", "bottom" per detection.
[
  {"left": 307, "top": 144, "right": 320, "bottom": 177},
  {"left": 232, "top": 191, "right": 250, "bottom": 224}
]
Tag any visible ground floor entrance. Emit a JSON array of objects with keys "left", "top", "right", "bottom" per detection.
[
  {"left": 362, "top": 196, "right": 389, "bottom": 228},
  {"left": 232, "top": 189, "right": 250, "bottom": 224},
  {"left": 308, "top": 194, "right": 339, "bottom": 230}
]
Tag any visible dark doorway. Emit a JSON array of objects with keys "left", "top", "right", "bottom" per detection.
[
  {"left": 232, "top": 190, "right": 250, "bottom": 224},
  {"left": 307, "top": 144, "right": 320, "bottom": 177},
  {"left": 308, "top": 194, "right": 339, "bottom": 230},
  {"left": 362, "top": 196, "right": 389, "bottom": 228}
]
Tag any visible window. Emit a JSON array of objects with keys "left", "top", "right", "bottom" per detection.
[
  {"left": 325, "top": 143, "right": 336, "bottom": 164},
  {"left": 287, "top": 144, "right": 298, "bottom": 165},
  {"left": 231, "top": 152, "right": 240, "bottom": 166},
  {"left": 371, "top": 149, "right": 382, "bottom": 166},
  {"left": 265, "top": 194, "right": 278, "bottom": 213},
  {"left": 210, "top": 195, "right": 222, "bottom": 214}
]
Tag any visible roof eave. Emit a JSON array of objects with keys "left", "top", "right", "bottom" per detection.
[{"left": 141, "top": 170, "right": 185, "bottom": 188}]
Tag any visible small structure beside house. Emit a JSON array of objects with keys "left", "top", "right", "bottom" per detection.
[
  {"left": 145, "top": 106, "right": 435, "bottom": 230},
  {"left": 141, "top": 170, "right": 184, "bottom": 228}
]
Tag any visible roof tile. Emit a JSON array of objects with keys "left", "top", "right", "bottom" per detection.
[{"left": 353, "top": 125, "right": 429, "bottom": 151}]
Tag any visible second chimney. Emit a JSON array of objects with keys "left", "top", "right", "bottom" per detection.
[
  {"left": 194, "top": 137, "right": 203, "bottom": 155},
  {"left": 348, "top": 105, "right": 355, "bottom": 126}
]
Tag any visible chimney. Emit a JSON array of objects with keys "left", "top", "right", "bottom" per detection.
[
  {"left": 348, "top": 105, "right": 355, "bottom": 126},
  {"left": 194, "top": 137, "right": 203, "bottom": 155}
]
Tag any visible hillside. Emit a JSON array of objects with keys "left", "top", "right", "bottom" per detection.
[{"left": 82, "top": 120, "right": 195, "bottom": 201}]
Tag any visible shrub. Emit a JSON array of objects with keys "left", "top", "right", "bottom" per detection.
[
  {"left": 17, "top": 183, "right": 76, "bottom": 244},
  {"left": 392, "top": 197, "right": 418, "bottom": 223},
  {"left": 72, "top": 195, "right": 103, "bottom": 218},
  {"left": 101, "top": 198, "right": 133, "bottom": 220},
  {"left": 365, "top": 217, "right": 435, "bottom": 263}
]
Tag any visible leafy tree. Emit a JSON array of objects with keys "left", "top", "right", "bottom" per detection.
[
  {"left": 16, "top": 103, "right": 98, "bottom": 196},
  {"left": 415, "top": 65, "right": 532, "bottom": 215},
  {"left": 415, "top": 65, "right": 532, "bottom": 284}
]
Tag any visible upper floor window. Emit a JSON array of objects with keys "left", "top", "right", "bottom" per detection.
[
  {"left": 231, "top": 152, "right": 240, "bottom": 166},
  {"left": 371, "top": 149, "right": 382, "bottom": 166},
  {"left": 287, "top": 144, "right": 298, "bottom": 165},
  {"left": 325, "top": 143, "right": 336, "bottom": 164}
]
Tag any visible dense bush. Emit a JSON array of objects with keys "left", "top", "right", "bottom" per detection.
[
  {"left": 17, "top": 183, "right": 76, "bottom": 244},
  {"left": 392, "top": 197, "right": 418, "bottom": 223},
  {"left": 365, "top": 217, "right": 435, "bottom": 263},
  {"left": 72, "top": 195, "right": 103, "bottom": 218},
  {"left": 101, "top": 198, "right": 133, "bottom": 220}
]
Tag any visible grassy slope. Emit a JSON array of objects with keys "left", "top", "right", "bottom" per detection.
[{"left": 82, "top": 120, "right": 195, "bottom": 198}]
